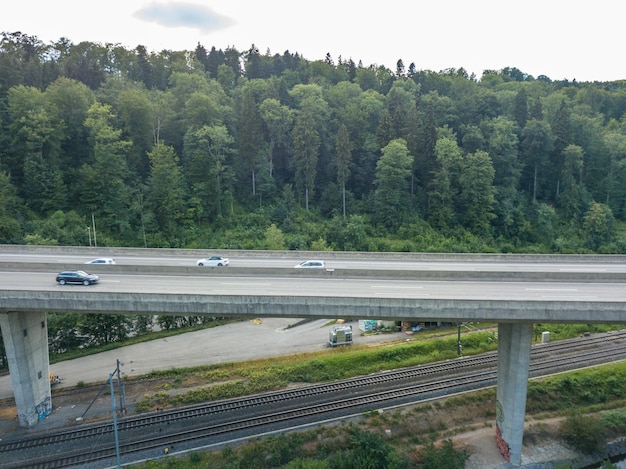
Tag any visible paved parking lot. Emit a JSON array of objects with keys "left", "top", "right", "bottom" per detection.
[{"left": 0, "top": 318, "right": 403, "bottom": 399}]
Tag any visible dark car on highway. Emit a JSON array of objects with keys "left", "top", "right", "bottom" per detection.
[{"left": 56, "top": 270, "right": 99, "bottom": 286}]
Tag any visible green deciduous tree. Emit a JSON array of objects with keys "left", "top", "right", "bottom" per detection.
[
  {"left": 483, "top": 116, "right": 520, "bottom": 190},
  {"left": 116, "top": 86, "right": 155, "bottom": 179},
  {"left": 146, "top": 143, "right": 188, "bottom": 242},
  {"left": 14, "top": 107, "right": 66, "bottom": 214},
  {"left": 0, "top": 172, "right": 23, "bottom": 243},
  {"left": 6, "top": 84, "right": 68, "bottom": 215},
  {"left": 79, "top": 313, "right": 131, "bottom": 346},
  {"left": 558, "top": 144, "right": 588, "bottom": 222},
  {"left": 0, "top": 32, "right": 51, "bottom": 92},
  {"left": 238, "top": 80, "right": 266, "bottom": 196},
  {"left": 327, "top": 214, "right": 368, "bottom": 251},
  {"left": 458, "top": 150, "right": 496, "bottom": 236},
  {"left": 290, "top": 84, "right": 330, "bottom": 211},
  {"left": 183, "top": 125, "right": 235, "bottom": 218},
  {"left": 81, "top": 102, "right": 133, "bottom": 237},
  {"left": 31, "top": 210, "right": 88, "bottom": 246},
  {"left": 428, "top": 133, "right": 462, "bottom": 230},
  {"left": 264, "top": 223, "right": 286, "bottom": 250},
  {"left": 548, "top": 99, "right": 572, "bottom": 199},
  {"left": 47, "top": 313, "right": 84, "bottom": 354},
  {"left": 184, "top": 92, "right": 221, "bottom": 130},
  {"left": 62, "top": 41, "right": 106, "bottom": 89},
  {"left": 534, "top": 202, "right": 558, "bottom": 247},
  {"left": 481, "top": 116, "right": 523, "bottom": 238},
  {"left": 259, "top": 98, "right": 293, "bottom": 179},
  {"left": 582, "top": 202, "right": 614, "bottom": 250},
  {"left": 164, "top": 70, "right": 213, "bottom": 152},
  {"left": 602, "top": 131, "right": 626, "bottom": 215},
  {"left": 373, "top": 138, "right": 413, "bottom": 230},
  {"left": 44, "top": 77, "right": 95, "bottom": 173},
  {"left": 335, "top": 124, "right": 353, "bottom": 217},
  {"left": 293, "top": 109, "right": 320, "bottom": 211},
  {"left": 513, "top": 88, "right": 528, "bottom": 129},
  {"left": 521, "top": 119, "right": 554, "bottom": 202}
]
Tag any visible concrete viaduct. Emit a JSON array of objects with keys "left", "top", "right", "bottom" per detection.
[{"left": 1, "top": 249, "right": 626, "bottom": 466}]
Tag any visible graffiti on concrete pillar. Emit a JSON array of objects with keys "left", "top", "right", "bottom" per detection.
[
  {"left": 35, "top": 396, "right": 52, "bottom": 421},
  {"left": 496, "top": 423, "right": 511, "bottom": 462},
  {"left": 495, "top": 401, "right": 510, "bottom": 461},
  {"left": 496, "top": 399, "right": 504, "bottom": 426}
]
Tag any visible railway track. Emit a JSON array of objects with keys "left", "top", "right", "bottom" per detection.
[{"left": 2, "top": 331, "right": 626, "bottom": 468}]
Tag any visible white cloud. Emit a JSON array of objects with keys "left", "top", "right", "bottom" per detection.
[{"left": 134, "top": 2, "right": 234, "bottom": 32}]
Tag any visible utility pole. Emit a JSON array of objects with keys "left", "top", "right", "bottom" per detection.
[
  {"left": 109, "top": 370, "right": 121, "bottom": 469},
  {"left": 108, "top": 359, "right": 125, "bottom": 468},
  {"left": 116, "top": 359, "right": 125, "bottom": 415},
  {"left": 91, "top": 213, "right": 97, "bottom": 248}
]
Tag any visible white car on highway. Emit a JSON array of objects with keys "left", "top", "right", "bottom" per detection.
[
  {"left": 85, "top": 258, "right": 116, "bottom": 264},
  {"left": 196, "top": 256, "right": 229, "bottom": 267},
  {"left": 294, "top": 260, "right": 325, "bottom": 268}
]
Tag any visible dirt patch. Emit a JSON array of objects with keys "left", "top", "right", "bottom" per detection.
[
  {"left": 0, "top": 378, "right": 164, "bottom": 438},
  {"left": 455, "top": 417, "right": 579, "bottom": 468}
]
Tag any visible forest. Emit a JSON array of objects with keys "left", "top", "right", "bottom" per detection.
[{"left": 2, "top": 31, "right": 626, "bottom": 254}]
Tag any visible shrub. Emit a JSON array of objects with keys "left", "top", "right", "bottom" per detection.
[
  {"left": 560, "top": 412, "right": 607, "bottom": 454},
  {"left": 601, "top": 409, "right": 626, "bottom": 435},
  {"left": 417, "top": 439, "right": 469, "bottom": 469}
]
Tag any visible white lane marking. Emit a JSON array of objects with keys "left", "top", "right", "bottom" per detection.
[
  {"left": 374, "top": 293, "right": 430, "bottom": 297},
  {"left": 370, "top": 285, "right": 424, "bottom": 289},
  {"left": 540, "top": 296, "right": 598, "bottom": 299},
  {"left": 525, "top": 288, "right": 578, "bottom": 291},
  {"left": 220, "top": 282, "right": 272, "bottom": 286},
  {"left": 559, "top": 268, "right": 607, "bottom": 272}
]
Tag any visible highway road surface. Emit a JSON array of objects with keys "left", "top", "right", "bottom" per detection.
[
  {"left": 1, "top": 270, "right": 626, "bottom": 302},
  {"left": 3, "top": 249, "right": 626, "bottom": 272}
]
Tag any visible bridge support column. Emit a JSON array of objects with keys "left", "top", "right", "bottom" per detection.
[
  {"left": 0, "top": 311, "right": 52, "bottom": 427},
  {"left": 496, "top": 321, "right": 532, "bottom": 466}
]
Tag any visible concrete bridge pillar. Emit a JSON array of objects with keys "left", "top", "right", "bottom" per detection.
[
  {"left": 0, "top": 311, "right": 52, "bottom": 427},
  {"left": 496, "top": 321, "right": 533, "bottom": 466}
]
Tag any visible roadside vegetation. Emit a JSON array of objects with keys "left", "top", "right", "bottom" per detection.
[
  {"left": 130, "top": 349, "right": 626, "bottom": 469},
  {"left": 134, "top": 424, "right": 469, "bottom": 469}
]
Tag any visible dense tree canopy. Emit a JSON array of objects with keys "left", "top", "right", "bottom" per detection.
[{"left": 2, "top": 31, "right": 626, "bottom": 253}]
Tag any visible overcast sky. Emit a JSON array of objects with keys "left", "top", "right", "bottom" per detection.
[{"left": 3, "top": 1, "right": 623, "bottom": 83}]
